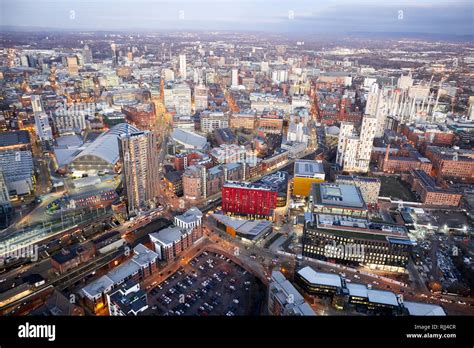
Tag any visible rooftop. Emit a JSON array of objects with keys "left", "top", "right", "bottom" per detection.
[
  {"left": 172, "top": 128, "right": 207, "bottom": 149},
  {"left": 223, "top": 180, "right": 276, "bottom": 192},
  {"left": 150, "top": 226, "right": 186, "bottom": 246},
  {"left": 72, "top": 123, "right": 139, "bottom": 165},
  {"left": 403, "top": 301, "right": 446, "bottom": 316},
  {"left": 367, "top": 289, "right": 400, "bottom": 307},
  {"left": 297, "top": 266, "right": 342, "bottom": 288},
  {"left": 211, "top": 214, "right": 272, "bottom": 240},
  {"left": 294, "top": 160, "right": 325, "bottom": 178},
  {"left": 0, "top": 130, "right": 30, "bottom": 147},
  {"left": 316, "top": 214, "right": 408, "bottom": 237},
  {"left": 175, "top": 207, "right": 203, "bottom": 225},
  {"left": 313, "top": 183, "right": 366, "bottom": 209}
]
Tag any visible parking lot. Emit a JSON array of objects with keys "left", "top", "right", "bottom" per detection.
[{"left": 146, "top": 251, "right": 266, "bottom": 316}]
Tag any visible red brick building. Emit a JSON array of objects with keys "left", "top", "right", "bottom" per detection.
[
  {"left": 424, "top": 146, "right": 474, "bottom": 182},
  {"left": 379, "top": 145, "right": 432, "bottom": 174},
  {"left": 122, "top": 103, "right": 156, "bottom": 131},
  {"left": 51, "top": 243, "right": 95, "bottom": 274},
  {"left": 408, "top": 169, "right": 462, "bottom": 206},
  {"left": 400, "top": 124, "right": 455, "bottom": 147},
  {"left": 173, "top": 152, "right": 204, "bottom": 171}
]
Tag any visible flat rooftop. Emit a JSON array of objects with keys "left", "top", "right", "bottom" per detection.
[
  {"left": 294, "top": 160, "right": 325, "bottom": 178},
  {"left": 313, "top": 183, "right": 366, "bottom": 209},
  {"left": 404, "top": 301, "right": 446, "bottom": 316},
  {"left": 297, "top": 266, "right": 342, "bottom": 288},
  {"left": 223, "top": 181, "right": 276, "bottom": 192},
  {"left": 316, "top": 214, "right": 409, "bottom": 238}
]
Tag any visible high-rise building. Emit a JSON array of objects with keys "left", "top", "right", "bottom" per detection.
[
  {"left": 179, "top": 54, "right": 187, "bottom": 79},
  {"left": 67, "top": 56, "right": 79, "bottom": 76},
  {"left": 119, "top": 131, "right": 159, "bottom": 214},
  {"left": 336, "top": 116, "right": 376, "bottom": 173},
  {"left": 231, "top": 68, "right": 239, "bottom": 87},
  {"left": 82, "top": 44, "right": 93, "bottom": 64},
  {"left": 364, "top": 83, "right": 379, "bottom": 116},
  {"left": 365, "top": 83, "right": 388, "bottom": 137},
  {"left": 111, "top": 43, "right": 118, "bottom": 66}
]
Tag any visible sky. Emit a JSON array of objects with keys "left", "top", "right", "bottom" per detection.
[{"left": 0, "top": 0, "right": 473, "bottom": 36}]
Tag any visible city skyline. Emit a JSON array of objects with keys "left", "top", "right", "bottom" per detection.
[
  {"left": 0, "top": 0, "right": 472, "bottom": 345},
  {"left": 1, "top": 0, "right": 473, "bottom": 37}
]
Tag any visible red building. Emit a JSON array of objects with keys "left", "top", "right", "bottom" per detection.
[
  {"left": 222, "top": 182, "right": 278, "bottom": 218},
  {"left": 173, "top": 151, "right": 204, "bottom": 171},
  {"left": 408, "top": 169, "right": 462, "bottom": 207},
  {"left": 122, "top": 103, "right": 156, "bottom": 131},
  {"left": 424, "top": 146, "right": 474, "bottom": 182},
  {"left": 379, "top": 145, "right": 432, "bottom": 174}
]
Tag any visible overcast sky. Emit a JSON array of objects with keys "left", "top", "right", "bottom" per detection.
[{"left": 1, "top": 0, "right": 473, "bottom": 35}]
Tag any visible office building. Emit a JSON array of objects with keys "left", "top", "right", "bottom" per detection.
[
  {"left": 163, "top": 170, "right": 183, "bottom": 196},
  {"left": 296, "top": 266, "right": 444, "bottom": 316},
  {"left": 258, "top": 171, "right": 288, "bottom": 207},
  {"left": 309, "top": 183, "right": 367, "bottom": 217},
  {"left": 293, "top": 160, "right": 325, "bottom": 196},
  {"left": 179, "top": 54, "right": 187, "bottom": 79},
  {"left": 119, "top": 130, "right": 159, "bottom": 214},
  {"left": 0, "top": 150, "right": 34, "bottom": 196},
  {"left": 302, "top": 213, "right": 414, "bottom": 271},
  {"left": 335, "top": 175, "right": 381, "bottom": 205},
  {"left": 0, "top": 171, "right": 13, "bottom": 229},
  {"left": 209, "top": 144, "right": 246, "bottom": 164},
  {"left": 425, "top": 146, "right": 474, "bottom": 181},
  {"left": 82, "top": 44, "right": 93, "bottom": 64},
  {"left": 53, "top": 108, "right": 87, "bottom": 135}
]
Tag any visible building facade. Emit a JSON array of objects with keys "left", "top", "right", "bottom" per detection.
[{"left": 119, "top": 130, "right": 159, "bottom": 214}]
